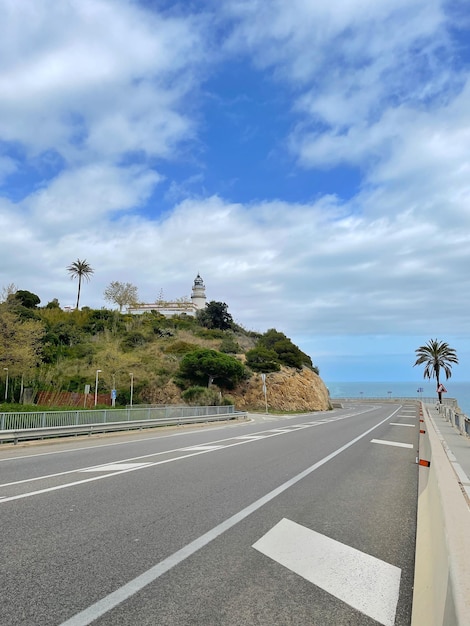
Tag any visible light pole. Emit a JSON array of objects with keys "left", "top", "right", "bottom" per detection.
[
  {"left": 129, "top": 372, "right": 134, "bottom": 407},
  {"left": 3, "top": 367, "right": 8, "bottom": 402},
  {"left": 94, "top": 369, "right": 102, "bottom": 407}
]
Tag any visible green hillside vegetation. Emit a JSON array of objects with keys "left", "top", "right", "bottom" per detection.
[{"left": 0, "top": 290, "right": 319, "bottom": 408}]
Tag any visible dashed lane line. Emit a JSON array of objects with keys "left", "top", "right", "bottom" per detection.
[{"left": 371, "top": 439, "right": 413, "bottom": 449}]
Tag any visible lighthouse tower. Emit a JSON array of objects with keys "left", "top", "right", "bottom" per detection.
[{"left": 191, "top": 273, "right": 206, "bottom": 310}]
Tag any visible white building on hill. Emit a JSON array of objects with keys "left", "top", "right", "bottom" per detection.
[{"left": 127, "top": 274, "right": 207, "bottom": 317}]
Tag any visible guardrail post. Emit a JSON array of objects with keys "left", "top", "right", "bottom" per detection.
[
  {"left": 41, "top": 412, "right": 46, "bottom": 427},
  {"left": 103, "top": 411, "right": 107, "bottom": 423},
  {"left": 1, "top": 413, "right": 4, "bottom": 430}
]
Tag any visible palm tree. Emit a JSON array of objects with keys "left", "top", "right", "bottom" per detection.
[
  {"left": 414, "top": 339, "right": 458, "bottom": 403},
  {"left": 67, "top": 259, "right": 94, "bottom": 310}
]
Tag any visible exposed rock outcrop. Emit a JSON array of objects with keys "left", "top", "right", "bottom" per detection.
[{"left": 231, "top": 367, "right": 331, "bottom": 412}]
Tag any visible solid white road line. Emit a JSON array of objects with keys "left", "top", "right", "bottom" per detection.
[
  {"left": 253, "top": 518, "right": 401, "bottom": 626},
  {"left": 390, "top": 423, "right": 415, "bottom": 427},
  {"left": 371, "top": 439, "right": 413, "bottom": 449},
  {"left": 59, "top": 408, "right": 400, "bottom": 626}
]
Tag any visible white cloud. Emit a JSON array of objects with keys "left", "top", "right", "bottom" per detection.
[
  {"left": 1, "top": 0, "right": 470, "bottom": 380},
  {"left": 0, "top": 0, "right": 205, "bottom": 160},
  {"left": 24, "top": 163, "right": 162, "bottom": 229},
  {"left": 3, "top": 189, "right": 469, "bottom": 337}
]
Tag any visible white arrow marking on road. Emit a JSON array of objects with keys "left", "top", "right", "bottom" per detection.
[
  {"left": 252, "top": 518, "right": 401, "bottom": 626},
  {"left": 371, "top": 439, "right": 413, "bottom": 448}
]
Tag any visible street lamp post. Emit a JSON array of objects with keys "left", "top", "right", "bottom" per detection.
[
  {"left": 129, "top": 372, "right": 134, "bottom": 407},
  {"left": 94, "top": 369, "right": 102, "bottom": 407},
  {"left": 3, "top": 367, "right": 8, "bottom": 402}
]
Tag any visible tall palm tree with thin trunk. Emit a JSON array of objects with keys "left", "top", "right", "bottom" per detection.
[
  {"left": 67, "top": 259, "right": 94, "bottom": 310},
  {"left": 414, "top": 339, "right": 458, "bottom": 403}
]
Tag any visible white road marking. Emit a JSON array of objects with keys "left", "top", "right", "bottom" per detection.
[
  {"left": 58, "top": 410, "right": 400, "bottom": 626},
  {"left": 178, "top": 445, "right": 225, "bottom": 451},
  {"left": 1, "top": 406, "right": 397, "bottom": 502},
  {"left": 390, "top": 423, "right": 415, "bottom": 427},
  {"left": 266, "top": 429, "right": 292, "bottom": 433},
  {"left": 234, "top": 435, "right": 266, "bottom": 440},
  {"left": 0, "top": 450, "right": 217, "bottom": 503},
  {"left": 0, "top": 422, "right": 242, "bottom": 463},
  {"left": 252, "top": 518, "right": 401, "bottom": 626},
  {"left": 371, "top": 439, "right": 413, "bottom": 449},
  {"left": 80, "top": 462, "right": 154, "bottom": 472}
]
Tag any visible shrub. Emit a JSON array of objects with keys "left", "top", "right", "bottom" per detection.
[
  {"left": 219, "top": 335, "right": 240, "bottom": 354},
  {"left": 164, "top": 341, "right": 199, "bottom": 355}
]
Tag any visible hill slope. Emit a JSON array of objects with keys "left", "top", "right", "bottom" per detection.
[{"left": 0, "top": 300, "right": 331, "bottom": 412}]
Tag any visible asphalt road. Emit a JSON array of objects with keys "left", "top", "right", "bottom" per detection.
[{"left": 0, "top": 402, "right": 419, "bottom": 625}]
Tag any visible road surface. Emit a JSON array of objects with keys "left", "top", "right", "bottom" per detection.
[{"left": 0, "top": 402, "right": 419, "bottom": 625}]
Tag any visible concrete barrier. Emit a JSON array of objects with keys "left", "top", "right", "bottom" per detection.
[{"left": 412, "top": 404, "right": 470, "bottom": 625}]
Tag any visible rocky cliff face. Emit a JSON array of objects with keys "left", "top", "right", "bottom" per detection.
[{"left": 231, "top": 367, "right": 331, "bottom": 412}]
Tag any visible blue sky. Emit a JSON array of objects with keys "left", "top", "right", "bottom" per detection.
[{"left": 1, "top": 0, "right": 470, "bottom": 383}]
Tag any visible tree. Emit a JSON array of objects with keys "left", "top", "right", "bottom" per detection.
[
  {"left": 12, "top": 290, "right": 41, "bottom": 309},
  {"left": 67, "top": 259, "right": 94, "bottom": 309},
  {"left": 176, "top": 348, "right": 248, "bottom": 390},
  {"left": 45, "top": 298, "right": 60, "bottom": 309},
  {"left": 258, "top": 329, "right": 313, "bottom": 369},
  {"left": 0, "top": 283, "right": 18, "bottom": 303},
  {"left": 197, "top": 301, "right": 233, "bottom": 330},
  {"left": 245, "top": 346, "right": 281, "bottom": 372},
  {"left": 104, "top": 281, "right": 139, "bottom": 312},
  {"left": 0, "top": 310, "right": 45, "bottom": 400},
  {"left": 414, "top": 339, "right": 459, "bottom": 403}
]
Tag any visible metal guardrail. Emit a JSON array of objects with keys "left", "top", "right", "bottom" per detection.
[
  {"left": 434, "top": 402, "right": 470, "bottom": 439},
  {"left": 0, "top": 406, "right": 247, "bottom": 444}
]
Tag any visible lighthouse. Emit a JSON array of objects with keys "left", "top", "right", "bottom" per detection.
[{"left": 191, "top": 273, "right": 206, "bottom": 310}]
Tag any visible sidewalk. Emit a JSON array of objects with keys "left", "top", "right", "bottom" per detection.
[{"left": 425, "top": 403, "right": 470, "bottom": 504}]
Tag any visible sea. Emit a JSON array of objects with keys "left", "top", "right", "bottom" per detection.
[{"left": 326, "top": 381, "right": 470, "bottom": 417}]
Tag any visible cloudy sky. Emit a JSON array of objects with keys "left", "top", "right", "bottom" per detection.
[{"left": 1, "top": 0, "right": 470, "bottom": 382}]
